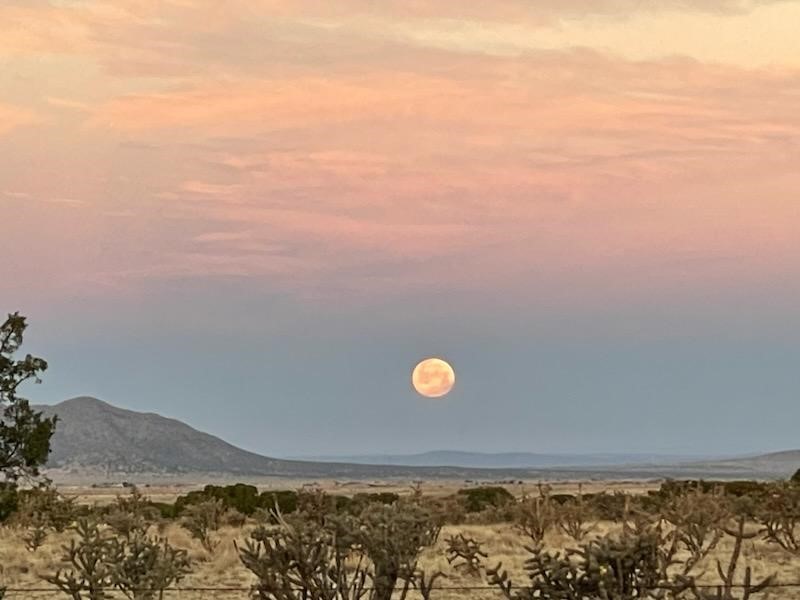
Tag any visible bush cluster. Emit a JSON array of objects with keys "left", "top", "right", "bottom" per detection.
[
  {"left": 154, "top": 484, "right": 402, "bottom": 520},
  {"left": 456, "top": 486, "right": 514, "bottom": 513}
]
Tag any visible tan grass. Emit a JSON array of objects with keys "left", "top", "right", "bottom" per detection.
[{"left": 3, "top": 483, "right": 800, "bottom": 600}]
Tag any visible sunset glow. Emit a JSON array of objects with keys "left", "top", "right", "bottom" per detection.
[
  {"left": 2, "top": 0, "right": 799, "bottom": 310},
  {"left": 3, "top": 1, "right": 800, "bottom": 456}
]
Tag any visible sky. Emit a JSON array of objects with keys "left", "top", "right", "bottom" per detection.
[{"left": 2, "top": 0, "right": 799, "bottom": 458}]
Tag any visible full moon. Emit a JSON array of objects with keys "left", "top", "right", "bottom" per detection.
[{"left": 412, "top": 358, "right": 455, "bottom": 398}]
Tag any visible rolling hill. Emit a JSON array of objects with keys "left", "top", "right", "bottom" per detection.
[{"left": 296, "top": 450, "right": 716, "bottom": 469}]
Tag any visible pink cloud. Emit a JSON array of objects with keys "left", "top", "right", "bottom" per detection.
[
  {"left": 0, "top": 103, "right": 38, "bottom": 135},
  {"left": 88, "top": 74, "right": 469, "bottom": 132},
  {"left": 2, "top": 1, "right": 799, "bottom": 305}
]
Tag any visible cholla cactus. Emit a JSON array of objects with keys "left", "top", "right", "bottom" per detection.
[
  {"left": 359, "top": 499, "right": 441, "bottom": 600},
  {"left": 445, "top": 533, "right": 486, "bottom": 577},
  {"left": 44, "top": 515, "right": 192, "bottom": 600},
  {"left": 661, "top": 486, "right": 728, "bottom": 574},
  {"left": 111, "top": 531, "right": 191, "bottom": 600},
  {"left": 556, "top": 484, "right": 596, "bottom": 543},
  {"left": 487, "top": 530, "right": 665, "bottom": 600},
  {"left": 104, "top": 486, "right": 160, "bottom": 540},
  {"left": 758, "top": 482, "right": 800, "bottom": 556},
  {"left": 514, "top": 484, "right": 557, "bottom": 546},
  {"left": 239, "top": 516, "right": 356, "bottom": 600},
  {"left": 45, "top": 518, "right": 117, "bottom": 600},
  {"left": 237, "top": 491, "right": 442, "bottom": 600},
  {"left": 675, "top": 513, "right": 774, "bottom": 600}
]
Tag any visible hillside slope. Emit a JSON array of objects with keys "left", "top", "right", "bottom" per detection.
[
  {"left": 35, "top": 397, "right": 291, "bottom": 475},
  {"left": 31, "top": 397, "right": 799, "bottom": 481}
]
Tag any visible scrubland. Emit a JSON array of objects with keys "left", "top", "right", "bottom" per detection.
[{"left": 2, "top": 479, "right": 800, "bottom": 599}]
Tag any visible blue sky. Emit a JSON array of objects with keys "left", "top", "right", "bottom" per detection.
[{"left": 3, "top": 0, "right": 800, "bottom": 458}]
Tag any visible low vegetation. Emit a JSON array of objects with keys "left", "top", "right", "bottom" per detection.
[{"left": 0, "top": 479, "right": 794, "bottom": 598}]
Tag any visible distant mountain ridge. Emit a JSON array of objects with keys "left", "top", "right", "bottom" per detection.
[
  {"left": 31, "top": 397, "right": 800, "bottom": 481},
  {"left": 35, "top": 397, "right": 288, "bottom": 475},
  {"left": 31, "top": 397, "right": 555, "bottom": 479},
  {"left": 295, "top": 450, "right": 717, "bottom": 469}
]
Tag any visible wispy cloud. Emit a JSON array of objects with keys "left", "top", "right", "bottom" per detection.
[
  {"left": 41, "top": 197, "right": 88, "bottom": 207},
  {"left": 2, "top": 190, "right": 31, "bottom": 199},
  {"left": 46, "top": 97, "right": 92, "bottom": 111},
  {"left": 0, "top": 103, "right": 38, "bottom": 135},
  {"left": 1, "top": 0, "right": 799, "bottom": 303},
  {"left": 192, "top": 230, "right": 253, "bottom": 243},
  {"left": 180, "top": 180, "right": 245, "bottom": 197}
]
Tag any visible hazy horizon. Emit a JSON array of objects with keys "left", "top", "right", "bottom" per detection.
[{"left": 4, "top": 1, "right": 800, "bottom": 459}]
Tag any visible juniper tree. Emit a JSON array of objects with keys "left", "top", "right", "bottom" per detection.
[{"left": 0, "top": 312, "right": 56, "bottom": 483}]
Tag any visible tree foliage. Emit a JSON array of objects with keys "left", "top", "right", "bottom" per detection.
[{"left": 0, "top": 312, "right": 56, "bottom": 482}]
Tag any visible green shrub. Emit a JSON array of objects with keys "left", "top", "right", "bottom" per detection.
[
  {"left": 181, "top": 499, "right": 224, "bottom": 552},
  {"left": 721, "top": 480, "right": 770, "bottom": 497},
  {"left": 638, "top": 493, "right": 665, "bottom": 514},
  {"left": 0, "top": 483, "right": 18, "bottom": 523},
  {"left": 334, "top": 494, "right": 353, "bottom": 513},
  {"left": 348, "top": 492, "right": 399, "bottom": 514},
  {"left": 194, "top": 483, "right": 260, "bottom": 515},
  {"left": 170, "top": 484, "right": 300, "bottom": 519},
  {"left": 550, "top": 493, "right": 575, "bottom": 505},
  {"left": 657, "top": 480, "right": 770, "bottom": 499},
  {"left": 360, "top": 492, "right": 400, "bottom": 505},
  {"left": 457, "top": 487, "right": 514, "bottom": 513},
  {"left": 259, "top": 490, "right": 298, "bottom": 515},
  {"left": 425, "top": 495, "right": 467, "bottom": 525},
  {"left": 151, "top": 502, "right": 178, "bottom": 520},
  {"left": 161, "top": 486, "right": 411, "bottom": 522},
  {"left": 172, "top": 489, "right": 210, "bottom": 515},
  {"left": 583, "top": 492, "right": 628, "bottom": 520}
]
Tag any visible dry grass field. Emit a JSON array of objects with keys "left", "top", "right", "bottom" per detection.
[
  {"left": 56, "top": 479, "right": 659, "bottom": 506},
  {"left": 1, "top": 481, "right": 798, "bottom": 599}
]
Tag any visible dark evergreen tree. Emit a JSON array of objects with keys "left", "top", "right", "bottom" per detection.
[{"left": 0, "top": 312, "right": 56, "bottom": 483}]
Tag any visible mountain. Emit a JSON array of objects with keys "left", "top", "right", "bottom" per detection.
[
  {"left": 31, "top": 397, "right": 800, "bottom": 481},
  {"left": 31, "top": 397, "right": 551, "bottom": 480},
  {"left": 295, "top": 450, "right": 715, "bottom": 469},
  {"left": 35, "top": 397, "right": 290, "bottom": 476}
]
